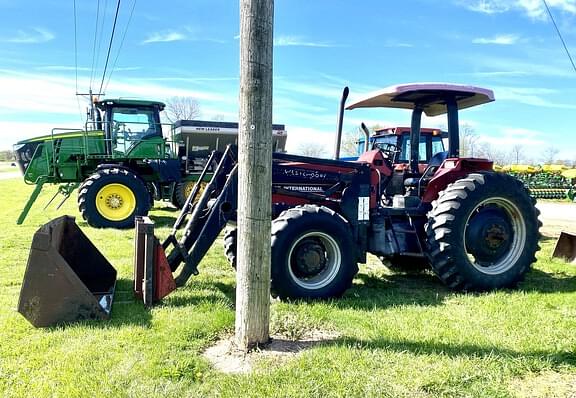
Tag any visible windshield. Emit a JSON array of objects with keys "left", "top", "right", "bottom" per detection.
[
  {"left": 112, "top": 107, "right": 159, "bottom": 137},
  {"left": 357, "top": 135, "right": 397, "bottom": 155},
  {"left": 111, "top": 107, "right": 160, "bottom": 153}
]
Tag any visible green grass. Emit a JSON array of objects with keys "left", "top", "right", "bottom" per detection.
[{"left": 1, "top": 179, "right": 575, "bottom": 397}]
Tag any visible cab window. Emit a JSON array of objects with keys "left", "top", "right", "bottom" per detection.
[
  {"left": 431, "top": 136, "right": 445, "bottom": 156},
  {"left": 111, "top": 107, "right": 159, "bottom": 153},
  {"left": 399, "top": 137, "right": 427, "bottom": 162}
]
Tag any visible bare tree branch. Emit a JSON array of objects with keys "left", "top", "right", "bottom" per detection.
[
  {"left": 542, "top": 146, "right": 559, "bottom": 164},
  {"left": 163, "top": 96, "right": 201, "bottom": 123}
]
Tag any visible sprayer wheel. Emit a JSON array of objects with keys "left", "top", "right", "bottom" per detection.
[{"left": 78, "top": 167, "right": 150, "bottom": 229}]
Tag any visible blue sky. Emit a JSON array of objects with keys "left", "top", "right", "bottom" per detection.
[{"left": 1, "top": 0, "right": 575, "bottom": 162}]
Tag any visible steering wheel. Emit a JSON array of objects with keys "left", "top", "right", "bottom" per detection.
[{"left": 374, "top": 142, "right": 400, "bottom": 162}]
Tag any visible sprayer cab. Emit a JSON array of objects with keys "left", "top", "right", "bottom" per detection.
[{"left": 94, "top": 99, "right": 166, "bottom": 154}]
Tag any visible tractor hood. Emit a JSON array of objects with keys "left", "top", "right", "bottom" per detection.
[
  {"left": 346, "top": 83, "right": 494, "bottom": 117},
  {"left": 16, "top": 129, "right": 104, "bottom": 145}
]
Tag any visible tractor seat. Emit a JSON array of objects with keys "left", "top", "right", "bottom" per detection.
[{"left": 404, "top": 151, "right": 448, "bottom": 189}]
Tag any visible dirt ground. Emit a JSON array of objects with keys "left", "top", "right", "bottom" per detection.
[{"left": 536, "top": 201, "right": 576, "bottom": 238}]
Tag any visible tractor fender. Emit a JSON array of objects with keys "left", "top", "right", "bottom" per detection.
[{"left": 422, "top": 158, "right": 493, "bottom": 203}]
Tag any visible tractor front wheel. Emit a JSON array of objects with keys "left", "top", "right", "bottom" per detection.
[
  {"left": 425, "top": 172, "right": 541, "bottom": 291},
  {"left": 78, "top": 168, "right": 151, "bottom": 228},
  {"left": 271, "top": 205, "right": 358, "bottom": 300}
]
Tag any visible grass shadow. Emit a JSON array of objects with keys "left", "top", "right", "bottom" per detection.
[
  {"left": 148, "top": 215, "right": 178, "bottom": 228},
  {"left": 520, "top": 269, "right": 576, "bottom": 293},
  {"left": 38, "top": 278, "right": 153, "bottom": 330},
  {"left": 100, "top": 278, "right": 153, "bottom": 328},
  {"left": 331, "top": 335, "right": 576, "bottom": 367},
  {"left": 312, "top": 271, "right": 453, "bottom": 311},
  {"left": 159, "top": 281, "right": 235, "bottom": 309},
  {"left": 153, "top": 204, "right": 179, "bottom": 213}
]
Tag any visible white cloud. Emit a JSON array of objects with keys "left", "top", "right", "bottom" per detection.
[
  {"left": 459, "top": 0, "right": 576, "bottom": 19},
  {"left": 142, "top": 31, "right": 187, "bottom": 44},
  {"left": 274, "top": 35, "right": 337, "bottom": 48},
  {"left": 0, "top": 68, "right": 239, "bottom": 150},
  {"left": 471, "top": 55, "right": 576, "bottom": 78},
  {"left": 481, "top": 127, "right": 547, "bottom": 147},
  {"left": 1, "top": 27, "right": 54, "bottom": 43},
  {"left": 473, "top": 34, "right": 519, "bottom": 45},
  {"left": 493, "top": 86, "right": 576, "bottom": 109},
  {"left": 283, "top": 126, "right": 336, "bottom": 154},
  {"left": 1, "top": 121, "right": 81, "bottom": 149}
]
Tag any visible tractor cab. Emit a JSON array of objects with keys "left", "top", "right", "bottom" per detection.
[
  {"left": 345, "top": 83, "right": 495, "bottom": 202},
  {"left": 94, "top": 99, "right": 166, "bottom": 157},
  {"left": 354, "top": 126, "right": 448, "bottom": 172}
]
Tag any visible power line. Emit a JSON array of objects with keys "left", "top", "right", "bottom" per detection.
[
  {"left": 98, "top": 0, "right": 122, "bottom": 96},
  {"left": 104, "top": 0, "right": 137, "bottom": 94},
  {"left": 89, "top": 0, "right": 101, "bottom": 90},
  {"left": 542, "top": 0, "right": 576, "bottom": 74},
  {"left": 73, "top": 0, "right": 78, "bottom": 94},
  {"left": 94, "top": 0, "right": 109, "bottom": 83},
  {"left": 73, "top": 0, "right": 84, "bottom": 123}
]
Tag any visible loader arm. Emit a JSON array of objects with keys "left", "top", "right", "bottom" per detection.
[{"left": 161, "top": 146, "right": 238, "bottom": 286}]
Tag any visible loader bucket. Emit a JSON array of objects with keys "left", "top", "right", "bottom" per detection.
[
  {"left": 18, "top": 216, "right": 117, "bottom": 327},
  {"left": 552, "top": 231, "right": 576, "bottom": 264}
]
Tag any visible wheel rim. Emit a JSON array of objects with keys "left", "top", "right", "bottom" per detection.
[
  {"left": 287, "top": 231, "right": 341, "bottom": 290},
  {"left": 95, "top": 183, "right": 136, "bottom": 221},
  {"left": 183, "top": 181, "right": 195, "bottom": 198},
  {"left": 463, "top": 197, "right": 526, "bottom": 275}
]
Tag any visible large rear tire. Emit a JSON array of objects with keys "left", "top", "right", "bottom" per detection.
[
  {"left": 78, "top": 168, "right": 151, "bottom": 229},
  {"left": 223, "top": 227, "right": 237, "bottom": 269},
  {"left": 271, "top": 205, "right": 358, "bottom": 300},
  {"left": 425, "top": 172, "right": 541, "bottom": 291}
]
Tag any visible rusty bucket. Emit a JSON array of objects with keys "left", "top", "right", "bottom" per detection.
[
  {"left": 552, "top": 231, "right": 576, "bottom": 264},
  {"left": 18, "top": 216, "right": 117, "bottom": 327}
]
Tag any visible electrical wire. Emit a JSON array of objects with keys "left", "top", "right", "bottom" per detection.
[
  {"left": 73, "top": 0, "right": 84, "bottom": 123},
  {"left": 103, "top": 0, "right": 137, "bottom": 94},
  {"left": 73, "top": 0, "right": 78, "bottom": 94},
  {"left": 542, "top": 0, "right": 576, "bottom": 73},
  {"left": 89, "top": 0, "right": 101, "bottom": 90},
  {"left": 98, "top": 0, "right": 122, "bottom": 96},
  {"left": 94, "top": 0, "right": 109, "bottom": 88}
]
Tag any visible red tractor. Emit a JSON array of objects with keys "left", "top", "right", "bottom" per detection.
[
  {"left": 18, "top": 83, "right": 543, "bottom": 326},
  {"left": 152, "top": 82, "right": 541, "bottom": 300}
]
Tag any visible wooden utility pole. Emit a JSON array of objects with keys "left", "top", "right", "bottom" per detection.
[{"left": 235, "top": 0, "right": 274, "bottom": 351}]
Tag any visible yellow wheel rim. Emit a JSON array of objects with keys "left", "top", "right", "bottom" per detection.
[
  {"left": 95, "top": 183, "right": 136, "bottom": 221},
  {"left": 181, "top": 181, "right": 206, "bottom": 204},
  {"left": 183, "top": 181, "right": 195, "bottom": 198}
]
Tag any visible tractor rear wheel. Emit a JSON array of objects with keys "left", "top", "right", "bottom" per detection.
[
  {"left": 78, "top": 168, "right": 151, "bottom": 229},
  {"left": 271, "top": 205, "right": 358, "bottom": 300},
  {"left": 223, "top": 227, "right": 237, "bottom": 269},
  {"left": 425, "top": 172, "right": 541, "bottom": 291}
]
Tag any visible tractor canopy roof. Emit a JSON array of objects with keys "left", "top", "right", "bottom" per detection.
[
  {"left": 95, "top": 98, "right": 166, "bottom": 111},
  {"left": 346, "top": 83, "right": 494, "bottom": 117}
]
